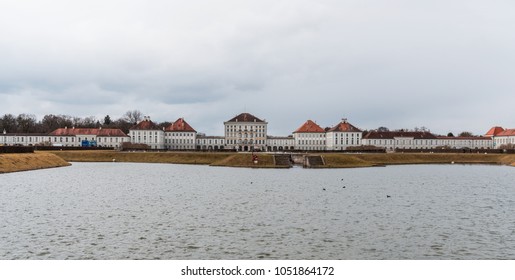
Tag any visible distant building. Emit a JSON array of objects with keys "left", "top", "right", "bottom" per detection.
[
  {"left": 48, "top": 127, "right": 129, "bottom": 148},
  {"left": 486, "top": 126, "right": 515, "bottom": 148},
  {"left": 435, "top": 136, "right": 492, "bottom": 149},
  {"left": 326, "top": 119, "right": 363, "bottom": 150},
  {"left": 129, "top": 116, "right": 165, "bottom": 149},
  {"left": 1, "top": 130, "right": 49, "bottom": 146},
  {"left": 3, "top": 113, "right": 511, "bottom": 152},
  {"left": 266, "top": 136, "right": 294, "bottom": 152},
  {"left": 363, "top": 131, "right": 493, "bottom": 150},
  {"left": 165, "top": 118, "right": 197, "bottom": 150},
  {"left": 196, "top": 135, "right": 225, "bottom": 150},
  {"left": 224, "top": 113, "right": 267, "bottom": 151},
  {"left": 293, "top": 120, "right": 326, "bottom": 151},
  {"left": 362, "top": 131, "right": 438, "bottom": 151}
]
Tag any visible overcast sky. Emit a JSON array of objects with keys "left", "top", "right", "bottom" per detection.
[{"left": 1, "top": 0, "right": 514, "bottom": 136}]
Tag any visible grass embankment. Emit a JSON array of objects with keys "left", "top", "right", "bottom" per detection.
[
  {"left": 322, "top": 153, "right": 515, "bottom": 168},
  {"left": 210, "top": 153, "right": 276, "bottom": 168},
  {"left": 49, "top": 151, "right": 277, "bottom": 168},
  {"left": 46, "top": 151, "right": 515, "bottom": 169},
  {"left": 0, "top": 152, "right": 71, "bottom": 173}
]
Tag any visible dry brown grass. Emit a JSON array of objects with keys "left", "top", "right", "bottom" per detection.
[
  {"left": 321, "top": 153, "right": 515, "bottom": 168},
  {"left": 0, "top": 153, "right": 71, "bottom": 173},
  {"left": 48, "top": 150, "right": 277, "bottom": 167},
  {"left": 46, "top": 150, "right": 515, "bottom": 169},
  {"left": 211, "top": 153, "right": 276, "bottom": 168}
]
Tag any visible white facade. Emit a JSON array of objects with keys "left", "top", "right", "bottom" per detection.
[
  {"left": 266, "top": 136, "right": 294, "bottom": 151},
  {"left": 435, "top": 137, "right": 492, "bottom": 149},
  {"left": 294, "top": 132, "right": 327, "bottom": 151},
  {"left": 2, "top": 133, "right": 49, "bottom": 146},
  {"left": 129, "top": 129, "right": 164, "bottom": 149},
  {"left": 165, "top": 131, "right": 196, "bottom": 150},
  {"left": 325, "top": 119, "right": 363, "bottom": 150},
  {"left": 292, "top": 120, "right": 327, "bottom": 151},
  {"left": 493, "top": 135, "right": 515, "bottom": 148},
  {"left": 224, "top": 113, "right": 267, "bottom": 151},
  {"left": 362, "top": 131, "right": 493, "bottom": 151},
  {"left": 164, "top": 118, "right": 197, "bottom": 150},
  {"left": 326, "top": 132, "right": 362, "bottom": 150},
  {"left": 362, "top": 137, "right": 439, "bottom": 150},
  {"left": 129, "top": 117, "right": 165, "bottom": 149},
  {"left": 2, "top": 129, "right": 129, "bottom": 148},
  {"left": 94, "top": 136, "right": 130, "bottom": 148},
  {"left": 196, "top": 136, "right": 225, "bottom": 150}
]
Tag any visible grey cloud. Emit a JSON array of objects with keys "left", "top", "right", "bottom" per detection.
[{"left": 1, "top": 0, "right": 514, "bottom": 135}]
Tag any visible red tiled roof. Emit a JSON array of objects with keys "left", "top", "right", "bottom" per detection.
[
  {"left": 130, "top": 119, "right": 161, "bottom": 130},
  {"left": 96, "top": 129, "right": 128, "bottom": 137},
  {"left": 165, "top": 118, "right": 196, "bottom": 132},
  {"left": 327, "top": 119, "right": 362, "bottom": 132},
  {"left": 49, "top": 128, "right": 128, "bottom": 137},
  {"left": 497, "top": 129, "right": 515, "bottom": 136},
  {"left": 485, "top": 126, "right": 504, "bottom": 136},
  {"left": 294, "top": 120, "right": 325, "bottom": 133},
  {"left": 363, "top": 131, "right": 437, "bottom": 139},
  {"left": 226, "top": 113, "right": 265, "bottom": 123}
]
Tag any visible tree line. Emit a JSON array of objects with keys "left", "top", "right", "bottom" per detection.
[
  {"left": 373, "top": 126, "right": 477, "bottom": 137},
  {"left": 0, "top": 110, "right": 170, "bottom": 134}
]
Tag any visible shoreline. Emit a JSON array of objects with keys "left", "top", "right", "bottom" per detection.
[
  {"left": 2, "top": 151, "right": 513, "bottom": 173},
  {"left": 0, "top": 153, "right": 71, "bottom": 174}
]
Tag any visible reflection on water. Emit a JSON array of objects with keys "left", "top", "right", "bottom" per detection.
[{"left": 1, "top": 163, "right": 515, "bottom": 259}]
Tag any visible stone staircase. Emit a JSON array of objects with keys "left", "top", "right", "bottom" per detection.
[
  {"left": 274, "top": 154, "right": 292, "bottom": 167},
  {"left": 305, "top": 155, "right": 325, "bottom": 167}
]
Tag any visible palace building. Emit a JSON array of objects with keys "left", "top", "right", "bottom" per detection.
[
  {"left": 224, "top": 113, "right": 268, "bottom": 151},
  {"left": 326, "top": 118, "right": 363, "bottom": 150},
  {"left": 2, "top": 113, "right": 511, "bottom": 152},
  {"left": 128, "top": 116, "right": 165, "bottom": 149},
  {"left": 164, "top": 118, "right": 197, "bottom": 150},
  {"left": 293, "top": 120, "right": 327, "bottom": 151},
  {"left": 486, "top": 126, "right": 515, "bottom": 148}
]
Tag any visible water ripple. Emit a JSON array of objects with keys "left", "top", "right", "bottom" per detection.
[{"left": 1, "top": 163, "right": 515, "bottom": 259}]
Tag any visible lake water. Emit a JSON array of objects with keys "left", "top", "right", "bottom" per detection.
[{"left": 1, "top": 162, "right": 514, "bottom": 259}]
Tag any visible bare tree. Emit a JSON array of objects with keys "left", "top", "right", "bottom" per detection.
[
  {"left": 81, "top": 116, "right": 98, "bottom": 128},
  {"left": 458, "top": 131, "right": 474, "bottom": 137},
  {"left": 377, "top": 126, "right": 389, "bottom": 132},
  {"left": 158, "top": 121, "right": 172, "bottom": 129},
  {"left": 124, "top": 110, "right": 143, "bottom": 125},
  {"left": 16, "top": 114, "right": 37, "bottom": 133},
  {"left": 112, "top": 118, "right": 133, "bottom": 134},
  {"left": 41, "top": 114, "right": 73, "bottom": 133},
  {"left": 0, "top": 114, "right": 17, "bottom": 132}
]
